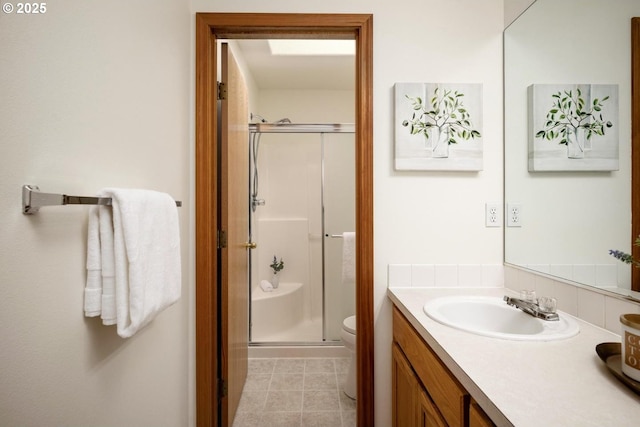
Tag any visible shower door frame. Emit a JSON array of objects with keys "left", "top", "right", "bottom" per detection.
[
  {"left": 248, "top": 123, "right": 356, "bottom": 344},
  {"left": 195, "top": 13, "right": 374, "bottom": 427}
]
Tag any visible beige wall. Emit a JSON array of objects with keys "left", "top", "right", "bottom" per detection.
[
  {"left": 0, "top": 0, "right": 191, "bottom": 426},
  {"left": 504, "top": 0, "right": 536, "bottom": 27}
]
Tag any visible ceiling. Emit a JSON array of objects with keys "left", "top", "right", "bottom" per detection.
[{"left": 235, "top": 40, "right": 355, "bottom": 91}]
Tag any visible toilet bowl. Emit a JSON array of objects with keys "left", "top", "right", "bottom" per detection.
[{"left": 341, "top": 315, "right": 357, "bottom": 399}]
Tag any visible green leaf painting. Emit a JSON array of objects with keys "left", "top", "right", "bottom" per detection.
[
  {"left": 394, "top": 83, "right": 483, "bottom": 171},
  {"left": 401, "top": 87, "right": 481, "bottom": 146},
  {"left": 535, "top": 88, "right": 612, "bottom": 147},
  {"left": 528, "top": 84, "right": 619, "bottom": 172}
]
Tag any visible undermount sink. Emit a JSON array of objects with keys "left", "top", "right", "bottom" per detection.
[{"left": 423, "top": 296, "right": 580, "bottom": 341}]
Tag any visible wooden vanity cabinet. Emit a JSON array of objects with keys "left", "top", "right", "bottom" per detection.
[
  {"left": 469, "top": 400, "right": 495, "bottom": 427},
  {"left": 417, "top": 380, "right": 448, "bottom": 427},
  {"left": 392, "top": 343, "right": 419, "bottom": 427},
  {"left": 392, "top": 343, "right": 447, "bottom": 427},
  {"left": 392, "top": 307, "right": 495, "bottom": 427}
]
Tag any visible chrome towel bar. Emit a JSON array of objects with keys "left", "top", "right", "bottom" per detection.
[{"left": 22, "top": 185, "right": 182, "bottom": 215}]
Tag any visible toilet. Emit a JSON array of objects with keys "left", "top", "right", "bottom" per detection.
[{"left": 341, "top": 315, "right": 357, "bottom": 399}]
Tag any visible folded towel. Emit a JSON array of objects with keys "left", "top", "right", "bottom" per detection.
[
  {"left": 98, "top": 202, "right": 116, "bottom": 325},
  {"left": 84, "top": 206, "right": 102, "bottom": 317},
  {"left": 260, "top": 280, "right": 273, "bottom": 292},
  {"left": 104, "top": 188, "right": 181, "bottom": 338},
  {"left": 342, "top": 232, "right": 356, "bottom": 284}
]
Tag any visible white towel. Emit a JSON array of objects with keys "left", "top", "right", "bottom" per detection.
[
  {"left": 342, "top": 232, "right": 356, "bottom": 284},
  {"left": 105, "top": 188, "right": 181, "bottom": 338},
  {"left": 83, "top": 200, "right": 118, "bottom": 325},
  {"left": 260, "top": 280, "right": 273, "bottom": 292},
  {"left": 98, "top": 202, "right": 116, "bottom": 325},
  {"left": 84, "top": 206, "right": 102, "bottom": 317}
]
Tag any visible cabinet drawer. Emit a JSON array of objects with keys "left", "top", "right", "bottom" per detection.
[{"left": 393, "top": 307, "right": 469, "bottom": 427}]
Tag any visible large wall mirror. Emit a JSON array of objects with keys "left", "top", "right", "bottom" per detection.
[{"left": 504, "top": 0, "right": 640, "bottom": 298}]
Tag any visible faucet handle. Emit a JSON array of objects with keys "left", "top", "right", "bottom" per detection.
[
  {"left": 538, "top": 296, "right": 557, "bottom": 313},
  {"left": 520, "top": 289, "right": 537, "bottom": 303}
]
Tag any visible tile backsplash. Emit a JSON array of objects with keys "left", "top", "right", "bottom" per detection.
[
  {"left": 388, "top": 263, "right": 504, "bottom": 288},
  {"left": 387, "top": 263, "right": 640, "bottom": 335},
  {"left": 523, "top": 263, "right": 618, "bottom": 287}
]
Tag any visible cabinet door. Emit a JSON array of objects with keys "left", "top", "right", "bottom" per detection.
[
  {"left": 392, "top": 344, "right": 419, "bottom": 427},
  {"left": 418, "top": 387, "right": 448, "bottom": 427},
  {"left": 469, "top": 400, "right": 495, "bottom": 427},
  {"left": 393, "top": 307, "right": 468, "bottom": 427}
]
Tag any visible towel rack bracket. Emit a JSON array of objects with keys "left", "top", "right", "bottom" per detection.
[
  {"left": 23, "top": 185, "right": 47, "bottom": 215},
  {"left": 22, "top": 184, "right": 181, "bottom": 214}
]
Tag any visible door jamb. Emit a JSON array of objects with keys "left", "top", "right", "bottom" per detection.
[
  {"left": 195, "top": 13, "right": 374, "bottom": 426},
  {"left": 632, "top": 17, "right": 639, "bottom": 291}
]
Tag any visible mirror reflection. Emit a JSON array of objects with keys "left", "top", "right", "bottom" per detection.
[{"left": 504, "top": 0, "right": 640, "bottom": 297}]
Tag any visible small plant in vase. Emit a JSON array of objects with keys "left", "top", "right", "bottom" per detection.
[
  {"left": 270, "top": 255, "right": 284, "bottom": 289},
  {"left": 609, "top": 235, "right": 640, "bottom": 269}
]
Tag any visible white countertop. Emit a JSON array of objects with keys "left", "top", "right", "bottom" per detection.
[{"left": 388, "top": 287, "right": 640, "bottom": 427}]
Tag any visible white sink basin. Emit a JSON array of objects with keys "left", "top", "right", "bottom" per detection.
[{"left": 423, "top": 296, "right": 580, "bottom": 341}]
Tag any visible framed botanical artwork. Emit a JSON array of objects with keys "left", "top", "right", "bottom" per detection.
[
  {"left": 528, "top": 84, "right": 619, "bottom": 172},
  {"left": 394, "top": 82, "right": 483, "bottom": 171}
]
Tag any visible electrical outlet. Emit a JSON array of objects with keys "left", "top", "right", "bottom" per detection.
[
  {"left": 485, "top": 202, "right": 501, "bottom": 227},
  {"left": 507, "top": 203, "right": 522, "bottom": 227}
]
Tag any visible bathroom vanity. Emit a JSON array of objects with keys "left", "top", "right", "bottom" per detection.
[
  {"left": 389, "top": 287, "right": 640, "bottom": 427},
  {"left": 393, "top": 305, "right": 494, "bottom": 427}
]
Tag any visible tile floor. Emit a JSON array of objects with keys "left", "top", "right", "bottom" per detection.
[{"left": 232, "top": 357, "right": 356, "bottom": 427}]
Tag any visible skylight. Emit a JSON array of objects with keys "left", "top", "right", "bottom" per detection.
[{"left": 267, "top": 39, "right": 355, "bottom": 56}]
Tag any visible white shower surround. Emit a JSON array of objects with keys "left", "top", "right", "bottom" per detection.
[
  {"left": 248, "top": 93, "right": 356, "bottom": 343},
  {"left": 252, "top": 218, "right": 315, "bottom": 333},
  {"left": 251, "top": 282, "right": 306, "bottom": 341}
]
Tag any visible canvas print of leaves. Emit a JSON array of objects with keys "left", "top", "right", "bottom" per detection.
[
  {"left": 395, "top": 82, "right": 483, "bottom": 171},
  {"left": 528, "top": 84, "right": 619, "bottom": 171}
]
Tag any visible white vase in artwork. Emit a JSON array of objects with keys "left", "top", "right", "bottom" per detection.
[
  {"left": 431, "top": 126, "right": 450, "bottom": 158},
  {"left": 271, "top": 273, "right": 279, "bottom": 289},
  {"left": 566, "top": 127, "right": 585, "bottom": 159}
]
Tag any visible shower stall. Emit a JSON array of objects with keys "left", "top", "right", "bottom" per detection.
[{"left": 248, "top": 121, "right": 355, "bottom": 345}]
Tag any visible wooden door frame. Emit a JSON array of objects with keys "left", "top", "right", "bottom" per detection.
[
  {"left": 195, "top": 13, "right": 374, "bottom": 426},
  {"left": 632, "top": 17, "right": 639, "bottom": 292}
]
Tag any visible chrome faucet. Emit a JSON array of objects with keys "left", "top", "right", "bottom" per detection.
[{"left": 503, "top": 295, "right": 559, "bottom": 321}]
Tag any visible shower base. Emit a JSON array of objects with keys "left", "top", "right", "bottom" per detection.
[{"left": 251, "top": 315, "right": 323, "bottom": 343}]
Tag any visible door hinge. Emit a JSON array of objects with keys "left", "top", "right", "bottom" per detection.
[
  {"left": 217, "top": 81, "right": 227, "bottom": 100},
  {"left": 218, "top": 379, "right": 228, "bottom": 398},
  {"left": 217, "top": 230, "right": 227, "bottom": 249}
]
